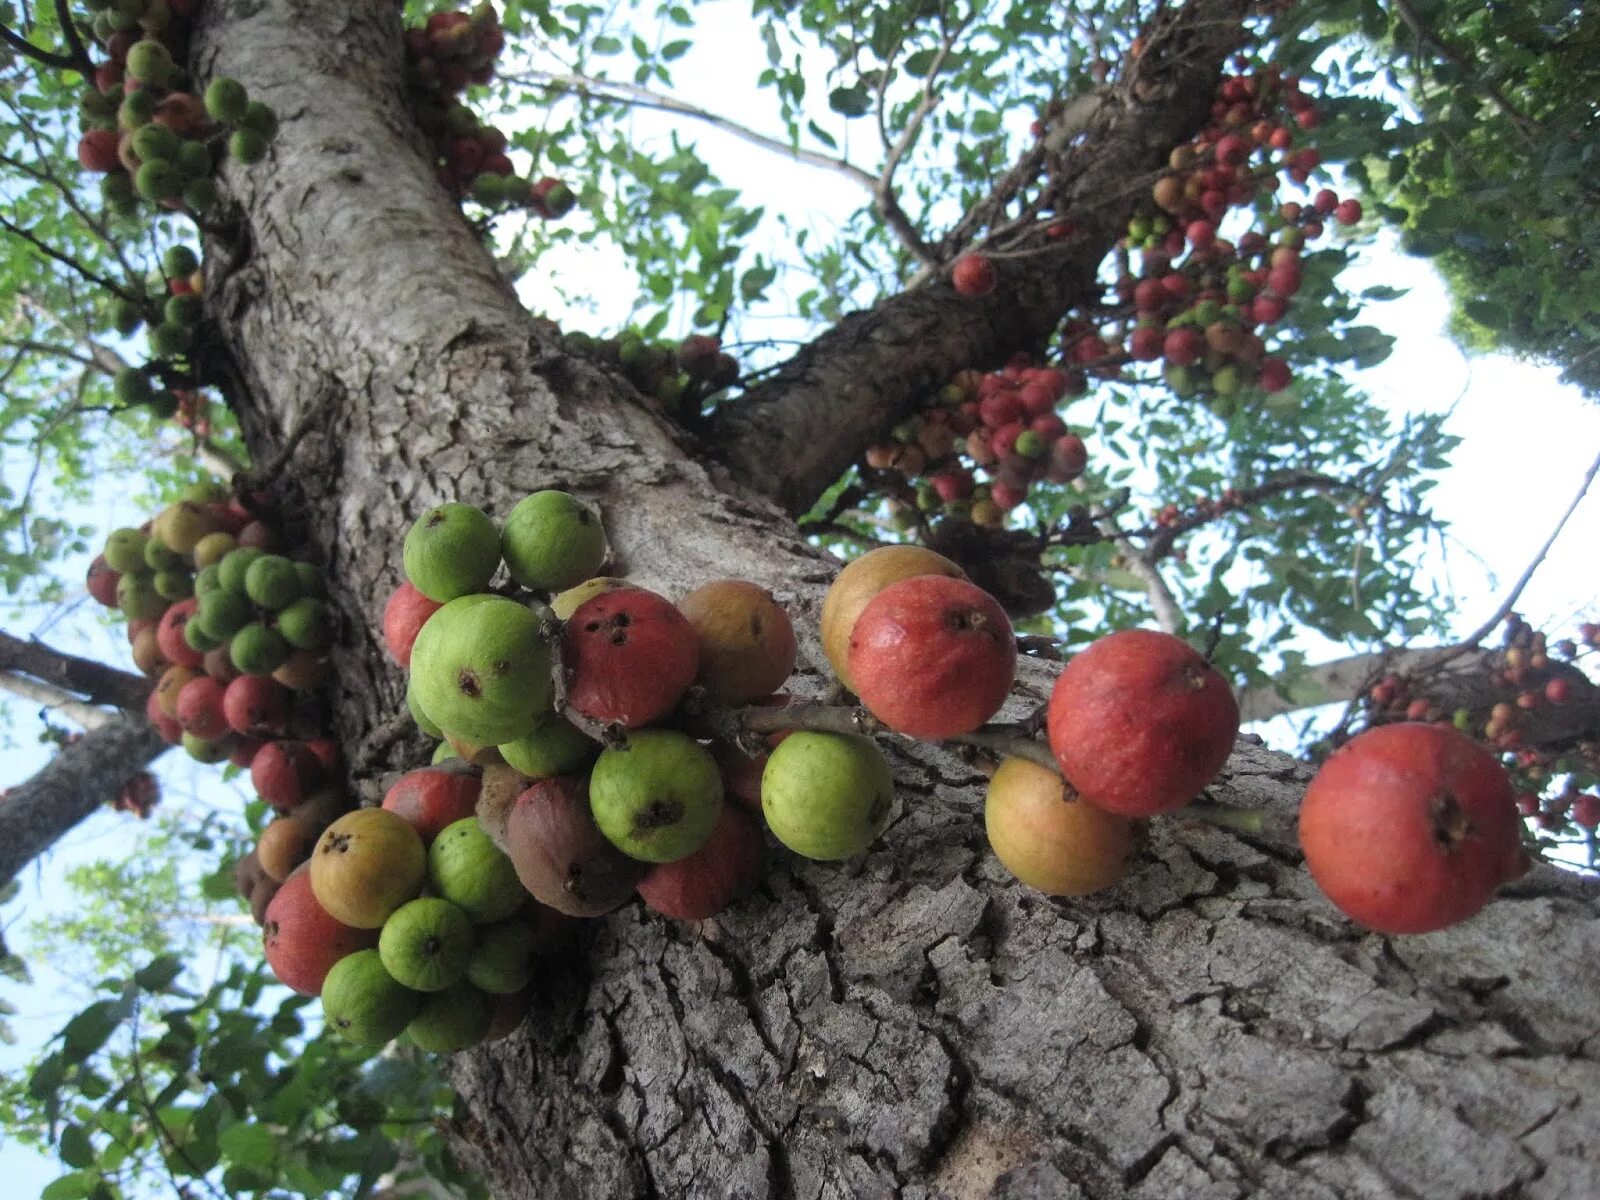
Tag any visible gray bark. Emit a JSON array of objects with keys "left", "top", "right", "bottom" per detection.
[
  {"left": 0, "top": 716, "right": 168, "bottom": 890},
  {"left": 183, "top": 2, "right": 1600, "bottom": 1197}
]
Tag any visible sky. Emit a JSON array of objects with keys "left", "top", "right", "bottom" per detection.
[{"left": 2, "top": 2, "right": 1598, "bottom": 1195}]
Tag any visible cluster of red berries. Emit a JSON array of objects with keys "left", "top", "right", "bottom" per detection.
[
  {"left": 565, "top": 329, "right": 741, "bottom": 420},
  {"left": 1151, "top": 488, "right": 1245, "bottom": 529},
  {"left": 404, "top": 6, "right": 573, "bottom": 217},
  {"left": 863, "top": 358, "right": 1091, "bottom": 526}
]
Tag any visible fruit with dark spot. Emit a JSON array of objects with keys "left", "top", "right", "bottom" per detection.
[
  {"left": 761, "top": 732, "right": 894, "bottom": 861},
  {"left": 264, "top": 871, "right": 378, "bottom": 995},
  {"left": 222, "top": 674, "right": 290, "bottom": 738},
  {"left": 503, "top": 776, "right": 647, "bottom": 916},
  {"left": 405, "top": 981, "right": 490, "bottom": 1052},
  {"left": 428, "top": 816, "right": 524, "bottom": 922},
  {"left": 499, "top": 490, "right": 608, "bottom": 591},
  {"left": 985, "top": 757, "right": 1133, "bottom": 895},
  {"left": 820, "top": 545, "right": 965, "bottom": 692},
  {"left": 409, "top": 593, "right": 554, "bottom": 744},
  {"left": 176, "top": 675, "right": 229, "bottom": 740},
  {"left": 1298, "top": 722, "right": 1520, "bottom": 934},
  {"left": 1047, "top": 629, "right": 1238, "bottom": 816},
  {"left": 310, "top": 808, "right": 427, "bottom": 929},
  {"left": 382, "top": 767, "right": 481, "bottom": 844},
  {"left": 562, "top": 588, "right": 698, "bottom": 729},
  {"left": 676, "top": 580, "right": 797, "bottom": 704},
  {"left": 403, "top": 502, "right": 501, "bottom": 601},
  {"left": 156, "top": 598, "right": 204, "bottom": 669},
  {"left": 637, "top": 803, "right": 764, "bottom": 920},
  {"left": 257, "top": 816, "right": 322, "bottom": 883},
  {"left": 549, "top": 575, "right": 627, "bottom": 619},
  {"left": 382, "top": 580, "right": 442, "bottom": 668},
  {"left": 475, "top": 763, "right": 536, "bottom": 851},
  {"left": 379, "top": 897, "right": 474, "bottom": 992},
  {"left": 589, "top": 730, "right": 723, "bottom": 862},
  {"left": 321, "top": 949, "right": 419, "bottom": 1045},
  {"left": 849, "top": 575, "right": 1016, "bottom": 738}
]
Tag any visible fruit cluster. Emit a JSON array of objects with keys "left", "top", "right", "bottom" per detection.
[
  {"left": 403, "top": 5, "right": 572, "bottom": 217},
  {"left": 563, "top": 329, "right": 741, "bottom": 421},
  {"left": 86, "top": 483, "right": 349, "bottom": 869},
  {"left": 864, "top": 358, "right": 1091, "bottom": 525},
  {"left": 111, "top": 769, "right": 160, "bottom": 820}
]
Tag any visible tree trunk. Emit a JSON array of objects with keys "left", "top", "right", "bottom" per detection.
[{"left": 187, "top": 2, "right": 1600, "bottom": 1197}]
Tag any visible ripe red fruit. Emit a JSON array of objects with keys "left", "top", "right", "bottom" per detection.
[
  {"left": 176, "top": 676, "right": 229, "bottom": 740},
  {"left": 229, "top": 737, "right": 263, "bottom": 768},
  {"left": 383, "top": 767, "right": 483, "bottom": 844},
  {"left": 1543, "top": 677, "right": 1572, "bottom": 704},
  {"left": 1335, "top": 199, "right": 1362, "bottom": 226},
  {"left": 305, "top": 738, "right": 341, "bottom": 775},
  {"left": 1186, "top": 220, "right": 1216, "bottom": 250},
  {"left": 251, "top": 741, "right": 323, "bottom": 812},
  {"left": 978, "top": 390, "right": 1024, "bottom": 429},
  {"left": 77, "top": 129, "right": 120, "bottom": 172},
  {"left": 1312, "top": 188, "right": 1338, "bottom": 215},
  {"left": 1214, "top": 134, "right": 1249, "bottom": 167},
  {"left": 951, "top": 253, "right": 997, "bottom": 297},
  {"left": 151, "top": 598, "right": 203, "bottom": 669},
  {"left": 1163, "top": 327, "right": 1204, "bottom": 367},
  {"left": 1048, "top": 433, "right": 1088, "bottom": 482},
  {"left": 1047, "top": 629, "right": 1239, "bottom": 816},
  {"left": 990, "top": 481, "right": 1026, "bottom": 510},
  {"left": 1258, "top": 359, "right": 1292, "bottom": 393},
  {"left": 563, "top": 588, "right": 699, "bottom": 729},
  {"left": 263, "top": 871, "right": 378, "bottom": 996},
  {"left": 382, "top": 581, "right": 443, "bottom": 669},
  {"left": 1129, "top": 325, "right": 1164, "bottom": 361},
  {"left": 1573, "top": 795, "right": 1600, "bottom": 830},
  {"left": 848, "top": 575, "right": 1016, "bottom": 739},
  {"left": 931, "top": 470, "right": 974, "bottom": 504},
  {"left": 1298, "top": 723, "right": 1521, "bottom": 934},
  {"left": 87, "top": 555, "right": 121, "bottom": 607},
  {"left": 223, "top": 675, "right": 290, "bottom": 738},
  {"left": 1251, "top": 293, "right": 1288, "bottom": 324},
  {"left": 637, "top": 804, "right": 765, "bottom": 920},
  {"left": 145, "top": 687, "right": 183, "bottom": 744},
  {"left": 1133, "top": 278, "right": 1167, "bottom": 313}
]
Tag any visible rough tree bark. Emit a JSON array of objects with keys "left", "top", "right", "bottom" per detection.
[{"left": 173, "top": 1, "right": 1600, "bottom": 1196}]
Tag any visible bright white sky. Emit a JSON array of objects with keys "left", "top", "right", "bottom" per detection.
[{"left": 2, "top": 3, "right": 1597, "bottom": 1192}]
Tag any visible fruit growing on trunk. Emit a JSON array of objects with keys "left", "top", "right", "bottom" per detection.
[
  {"left": 175, "top": 676, "right": 229, "bottom": 740},
  {"left": 984, "top": 757, "right": 1134, "bottom": 895},
  {"left": 310, "top": 808, "right": 427, "bottom": 929},
  {"left": 428, "top": 816, "right": 525, "bottom": 922},
  {"left": 382, "top": 767, "right": 482, "bottom": 843},
  {"left": 405, "top": 981, "right": 490, "bottom": 1052},
  {"left": 409, "top": 593, "right": 555, "bottom": 744},
  {"left": 222, "top": 674, "right": 290, "bottom": 737},
  {"left": 588, "top": 730, "right": 724, "bottom": 862},
  {"left": 321, "top": 949, "right": 420, "bottom": 1045},
  {"left": 251, "top": 740, "right": 323, "bottom": 811},
  {"left": 952, "top": 253, "right": 997, "bottom": 296},
  {"left": 549, "top": 575, "right": 629, "bottom": 619},
  {"left": 382, "top": 580, "right": 443, "bottom": 668},
  {"left": 264, "top": 872, "right": 379, "bottom": 996},
  {"left": 637, "top": 803, "right": 764, "bottom": 920},
  {"left": 244, "top": 554, "right": 300, "bottom": 610},
  {"left": 475, "top": 762, "right": 536, "bottom": 851},
  {"left": 820, "top": 545, "right": 965, "bottom": 692},
  {"left": 848, "top": 575, "right": 1016, "bottom": 738},
  {"left": 676, "top": 579, "right": 798, "bottom": 704},
  {"left": 403, "top": 502, "right": 502, "bottom": 601},
  {"left": 156, "top": 599, "right": 205, "bottom": 669},
  {"left": 378, "top": 897, "right": 474, "bottom": 991},
  {"left": 499, "top": 490, "right": 608, "bottom": 591},
  {"left": 762, "top": 732, "right": 894, "bottom": 860},
  {"left": 1298, "top": 722, "right": 1521, "bottom": 934},
  {"left": 466, "top": 919, "right": 537, "bottom": 994},
  {"left": 1047, "top": 629, "right": 1239, "bottom": 816},
  {"left": 562, "top": 588, "right": 698, "bottom": 729},
  {"left": 503, "top": 776, "right": 647, "bottom": 916},
  {"left": 498, "top": 713, "right": 594, "bottom": 778},
  {"left": 257, "top": 816, "right": 322, "bottom": 882}
]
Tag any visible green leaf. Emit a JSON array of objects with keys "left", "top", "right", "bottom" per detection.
[
  {"left": 41, "top": 1172, "right": 95, "bottom": 1200},
  {"left": 134, "top": 954, "right": 184, "bottom": 992},
  {"left": 828, "top": 85, "right": 871, "bottom": 117},
  {"left": 60, "top": 999, "right": 127, "bottom": 1061},
  {"left": 219, "top": 1121, "right": 279, "bottom": 1168},
  {"left": 58, "top": 1123, "right": 94, "bottom": 1170}
]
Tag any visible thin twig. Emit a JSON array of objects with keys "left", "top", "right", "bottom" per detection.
[
  {"left": 0, "top": 20, "right": 81, "bottom": 72},
  {"left": 1390, "top": 0, "right": 1542, "bottom": 144}
]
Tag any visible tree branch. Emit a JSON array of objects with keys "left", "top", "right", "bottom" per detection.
[
  {"left": 1390, "top": 0, "right": 1543, "bottom": 144},
  {"left": 0, "top": 716, "right": 168, "bottom": 890},
  {"left": 0, "top": 671, "right": 116, "bottom": 729},
  {"left": 0, "top": 19, "right": 85, "bottom": 73},
  {"left": 0, "top": 629, "right": 151, "bottom": 711},
  {"left": 0, "top": 212, "right": 141, "bottom": 303}
]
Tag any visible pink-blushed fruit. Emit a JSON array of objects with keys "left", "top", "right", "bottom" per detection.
[
  {"left": 985, "top": 757, "right": 1133, "bottom": 895},
  {"left": 952, "top": 253, "right": 997, "bottom": 297},
  {"left": 848, "top": 576, "right": 1016, "bottom": 739},
  {"left": 156, "top": 598, "right": 205, "bottom": 669},
  {"left": 382, "top": 580, "right": 443, "bottom": 669},
  {"left": 562, "top": 588, "right": 698, "bottom": 729},
  {"left": 1047, "top": 629, "right": 1239, "bottom": 816},
  {"left": 820, "top": 545, "right": 966, "bottom": 693},
  {"left": 503, "top": 776, "right": 647, "bottom": 917},
  {"left": 87, "top": 555, "right": 122, "bottom": 607},
  {"left": 637, "top": 803, "right": 765, "bottom": 920},
  {"left": 251, "top": 740, "right": 323, "bottom": 812},
  {"left": 222, "top": 674, "right": 290, "bottom": 737},
  {"left": 1298, "top": 723, "right": 1521, "bottom": 934},
  {"left": 176, "top": 675, "right": 229, "bottom": 740},
  {"left": 675, "top": 580, "right": 797, "bottom": 704},
  {"left": 262, "top": 870, "right": 378, "bottom": 996},
  {"left": 145, "top": 687, "right": 183, "bottom": 744},
  {"left": 383, "top": 767, "right": 482, "bottom": 844}
]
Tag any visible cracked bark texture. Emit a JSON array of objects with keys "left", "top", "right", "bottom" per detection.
[{"left": 181, "top": 1, "right": 1600, "bottom": 1197}]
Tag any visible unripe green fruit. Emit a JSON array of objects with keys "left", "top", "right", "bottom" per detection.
[
  {"left": 126, "top": 39, "right": 173, "bottom": 86},
  {"left": 430, "top": 742, "right": 458, "bottom": 764},
  {"left": 378, "top": 898, "right": 473, "bottom": 992},
  {"left": 153, "top": 568, "right": 193, "bottom": 600},
  {"left": 114, "top": 367, "right": 152, "bottom": 407},
  {"left": 143, "top": 535, "right": 180, "bottom": 572},
  {"left": 762, "top": 732, "right": 894, "bottom": 861},
  {"left": 499, "top": 713, "right": 593, "bottom": 779},
  {"left": 193, "top": 564, "right": 222, "bottom": 597},
  {"left": 499, "top": 490, "right": 608, "bottom": 592},
  {"left": 203, "top": 77, "right": 248, "bottom": 124},
  {"left": 243, "top": 554, "right": 300, "bottom": 610},
  {"left": 277, "top": 597, "right": 332, "bottom": 650},
  {"left": 182, "top": 178, "right": 218, "bottom": 211},
  {"left": 1014, "top": 430, "right": 1046, "bottom": 458},
  {"left": 135, "top": 159, "right": 180, "bottom": 200},
  {"left": 1212, "top": 364, "right": 1242, "bottom": 396},
  {"left": 103, "top": 527, "right": 150, "bottom": 573},
  {"left": 182, "top": 731, "right": 231, "bottom": 763},
  {"left": 239, "top": 101, "right": 277, "bottom": 138},
  {"left": 130, "top": 122, "right": 178, "bottom": 163},
  {"left": 162, "top": 245, "right": 198, "bottom": 278},
  {"left": 409, "top": 594, "right": 554, "bottom": 745},
  {"left": 148, "top": 390, "right": 178, "bottom": 418},
  {"left": 466, "top": 920, "right": 536, "bottom": 994},
  {"left": 408, "top": 681, "right": 443, "bottom": 739},
  {"left": 404, "top": 982, "right": 489, "bottom": 1052},
  {"left": 80, "top": 88, "right": 117, "bottom": 122},
  {"left": 119, "top": 91, "right": 156, "bottom": 129},
  {"left": 589, "top": 730, "right": 723, "bottom": 863},
  {"left": 111, "top": 299, "right": 144, "bottom": 335},
  {"left": 228, "top": 129, "right": 267, "bottom": 165},
  {"left": 322, "top": 949, "right": 419, "bottom": 1046},
  {"left": 192, "top": 531, "right": 235, "bottom": 568},
  {"left": 292, "top": 561, "right": 325, "bottom": 598},
  {"left": 150, "top": 322, "right": 192, "bottom": 357},
  {"left": 101, "top": 172, "right": 137, "bottom": 210},
  {"left": 217, "top": 546, "right": 264, "bottom": 594},
  {"left": 428, "top": 818, "right": 523, "bottom": 923},
  {"left": 470, "top": 173, "right": 504, "bottom": 205},
  {"left": 403, "top": 502, "right": 500, "bottom": 602},
  {"left": 175, "top": 139, "right": 211, "bottom": 178},
  {"left": 197, "top": 588, "right": 250, "bottom": 638},
  {"left": 119, "top": 576, "right": 167, "bottom": 619},
  {"left": 230, "top": 623, "right": 290, "bottom": 675},
  {"left": 182, "top": 479, "right": 226, "bottom": 504},
  {"left": 183, "top": 615, "right": 222, "bottom": 652}
]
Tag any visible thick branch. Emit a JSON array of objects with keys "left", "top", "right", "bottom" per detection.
[
  {"left": 706, "top": 0, "right": 1252, "bottom": 515},
  {"left": 0, "top": 716, "right": 168, "bottom": 890},
  {"left": 0, "top": 20, "right": 85, "bottom": 72},
  {"left": 0, "top": 629, "right": 151, "bottom": 710},
  {"left": 0, "top": 672, "right": 116, "bottom": 729}
]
